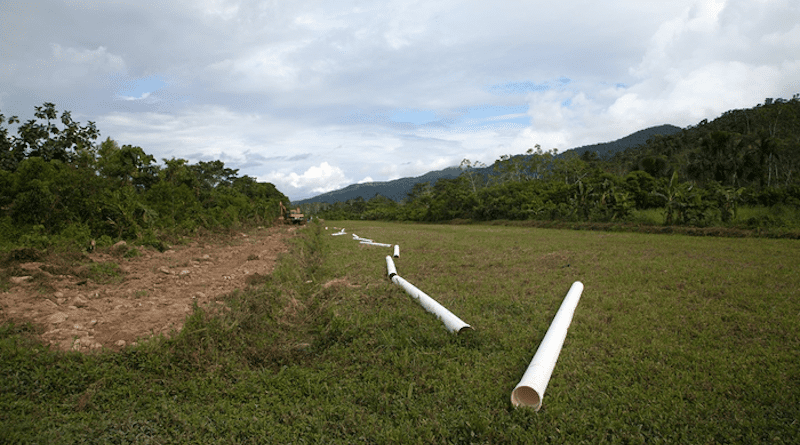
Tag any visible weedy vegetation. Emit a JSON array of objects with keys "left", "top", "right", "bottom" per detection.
[{"left": 1, "top": 221, "right": 798, "bottom": 443}]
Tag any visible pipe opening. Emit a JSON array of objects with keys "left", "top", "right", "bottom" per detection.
[{"left": 511, "top": 385, "right": 542, "bottom": 409}]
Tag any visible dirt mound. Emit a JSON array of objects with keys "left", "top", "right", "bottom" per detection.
[{"left": 0, "top": 226, "right": 292, "bottom": 352}]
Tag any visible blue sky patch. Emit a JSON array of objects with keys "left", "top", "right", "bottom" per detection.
[
  {"left": 488, "top": 81, "right": 550, "bottom": 95},
  {"left": 384, "top": 104, "right": 530, "bottom": 130},
  {"left": 114, "top": 75, "right": 167, "bottom": 100},
  {"left": 456, "top": 104, "right": 530, "bottom": 127},
  {"left": 488, "top": 78, "right": 572, "bottom": 96},
  {"left": 390, "top": 109, "right": 438, "bottom": 125}
]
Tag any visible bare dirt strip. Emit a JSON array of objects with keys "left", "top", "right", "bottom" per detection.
[{"left": 0, "top": 226, "right": 293, "bottom": 352}]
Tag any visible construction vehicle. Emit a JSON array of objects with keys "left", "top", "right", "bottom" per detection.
[{"left": 279, "top": 201, "right": 305, "bottom": 225}]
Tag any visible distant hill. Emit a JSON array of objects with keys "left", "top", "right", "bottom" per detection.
[
  {"left": 295, "top": 124, "right": 681, "bottom": 205},
  {"left": 294, "top": 166, "right": 463, "bottom": 205},
  {"left": 560, "top": 125, "right": 682, "bottom": 159}
]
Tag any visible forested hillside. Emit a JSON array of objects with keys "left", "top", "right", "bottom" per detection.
[
  {"left": 297, "top": 125, "right": 682, "bottom": 207},
  {"left": 566, "top": 124, "right": 681, "bottom": 159},
  {"left": 614, "top": 97, "right": 800, "bottom": 188},
  {"left": 316, "top": 97, "right": 800, "bottom": 231},
  {"left": 0, "top": 103, "right": 289, "bottom": 251},
  {"left": 294, "top": 166, "right": 463, "bottom": 206}
]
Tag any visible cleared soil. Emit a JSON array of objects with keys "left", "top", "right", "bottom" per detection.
[{"left": 0, "top": 226, "right": 292, "bottom": 352}]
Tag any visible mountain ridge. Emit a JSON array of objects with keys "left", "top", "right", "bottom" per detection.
[{"left": 293, "top": 124, "right": 682, "bottom": 205}]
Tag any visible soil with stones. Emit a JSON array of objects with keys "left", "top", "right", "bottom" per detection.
[{"left": 0, "top": 226, "right": 293, "bottom": 352}]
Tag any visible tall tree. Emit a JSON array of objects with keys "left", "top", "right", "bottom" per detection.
[{"left": 10, "top": 103, "right": 99, "bottom": 167}]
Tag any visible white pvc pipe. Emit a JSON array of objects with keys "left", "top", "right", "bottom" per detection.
[
  {"left": 361, "top": 241, "right": 392, "bottom": 247},
  {"left": 352, "top": 234, "right": 372, "bottom": 242},
  {"left": 393, "top": 245, "right": 400, "bottom": 258},
  {"left": 392, "top": 275, "right": 472, "bottom": 334},
  {"left": 386, "top": 255, "right": 397, "bottom": 279},
  {"left": 385, "top": 257, "right": 471, "bottom": 334},
  {"left": 511, "top": 281, "right": 584, "bottom": 410},
  {"left": 331, "top": 228, "right": 347, "bottom": 236}
]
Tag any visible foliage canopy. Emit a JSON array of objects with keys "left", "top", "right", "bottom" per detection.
[{"left": 0, "top": 103, "right": 290, "bottom": 250}]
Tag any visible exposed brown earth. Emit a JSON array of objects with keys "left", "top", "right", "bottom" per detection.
[{"left": 0, "top": 226, "right": 293, "bottom": 352}]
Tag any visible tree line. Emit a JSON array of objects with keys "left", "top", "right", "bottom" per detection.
[
  {"left": 0, "top": 103, "right": 289, "bottom": 250},
  {"left": 314, "top": 96, "right": 800, "bottom": 229}
]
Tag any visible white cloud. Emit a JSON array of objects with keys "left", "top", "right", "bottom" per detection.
[
  {"left": 506, "top": 0, "right": 800, "bottom": 151},
  {"left": 11, "top": 44, "right": 128, "bottom": 92},
  {"left": 50, "top": 44, "right": 126, "bottom": 72},
  {"left": 207, "top": 41, "right": 312, "bottom": 92},
  {"left": 614, "top": 0, "right": 799, "bottom": 124},
  {"left": 195, "top": 0, "right": 240, "bottom": 20},
  {"left": 263, "top": 162, "right": 351, "bottom": 199},
  {"left": 116, "top": 92, "right": 152, "bottom": 101}
]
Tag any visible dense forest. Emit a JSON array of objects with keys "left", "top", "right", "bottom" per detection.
[
  {"left": 314, "top": 96, "right": 800, "bottom": 231},
  {"left": 0, "top": 103, "right": 289, "bottom": 251}
]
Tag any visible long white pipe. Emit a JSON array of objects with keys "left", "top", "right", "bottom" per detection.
[
  {"left": 385, "top": 256, "right": 472, "bottom": 334},
  {"left": 361, "top": 241, "right": 393, "bottom": 247},
  {"left": 511, "top": 281, "right": 584, "bottom": 410}
]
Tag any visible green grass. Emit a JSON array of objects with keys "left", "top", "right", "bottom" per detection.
[
  {"left": 1, "top": 221, "right": 798, "bottom": 443},
  {"left": 629, "top": 208, "right": 664, "bottom": 225},
  {"left": 83, "top": 261, "right": 126, "bottom": 284},
  {"left": 736, "top": 205, "right": 800, "bottom": 230}
]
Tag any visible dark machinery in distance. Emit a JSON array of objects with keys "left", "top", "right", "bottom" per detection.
[{"left": 279, "top": 201, "right": 305, "bottom": 224}]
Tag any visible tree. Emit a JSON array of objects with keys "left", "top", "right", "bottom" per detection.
[
  {"left": 9, "top": 103, "right": 99, "bottom": 168},
  {"left": 710, "top": 182, "right": 745, "bottom": 223},
  {"left": 402, "top": 182, "right": 433, "bottom": 220},
  {"left": 459, "top": 158, "right": 487, "bottom": 194},
  {"left": 652, "top": 171, "right": 682, "bottom": 225},
  {"left": 623, "top": 170, "right": 659, "bottom": 209},
  {"left": 160, "top": 158, "right": 199, "bottom": 191},
  {"left": 191, "top": 160, "right": 239, "bottom": 190},
  {"left": 427, "top": 176, "right": 478, "bottom": 221},
  {"left": 652, "top": 172, "right": 712, "bottom": 226},
  {"left": 552, "top": 152, "right": 590, "bottom": 185},
  {"left": 0, "top": 113, "right": 22, "bottom": 170},
  {"left": 523, "top": 145, "right": 557, "bottom": 180},
  {"left": 97, "top": 138, "right": 158, "bottom": 190},
  {"left": 492, "top": 154, "right": 526, "bottom": 184}
]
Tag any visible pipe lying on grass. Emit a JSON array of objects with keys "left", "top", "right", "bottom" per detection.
[
  {"left": 385, "top": 256, "right": 472, "bottom": 334},
  {"left": 511, "top": 281, "right": 584, "bottom": 410},
  {"left": 386, "top": 255, "right": 398, "bottom": 278},
  {"left": 331, "top": 228, "right": 347, "bottom": 236},
  {"left": 361, "top": 241, "right": 393, "bottom": 247},
  {"left": 393, "top": 245, "right": 400, "bottom": 258},
  {"left": 352, "top": 234, "right": 372, "bottom": 242}
]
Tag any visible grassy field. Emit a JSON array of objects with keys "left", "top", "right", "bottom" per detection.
[{"left": 2, "top": 221, "right": 799, "bottom": 443}]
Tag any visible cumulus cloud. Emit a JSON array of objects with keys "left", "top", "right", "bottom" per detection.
[
  {"left": 616, "top": 0, "right": 800, "bottom": 122},
  {"left": 511, "top": 0, "right": 800, "bottom": 150},
  {"left": 50, "top": 44, "right": 126, "bottom": 71},
  {"left": 263, "top": 162, "right": 352, "bottom": 199}
]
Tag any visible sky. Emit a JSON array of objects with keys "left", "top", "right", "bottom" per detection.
[{"left": 1, "top": 0, "right": 798, "bottom": 201}]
